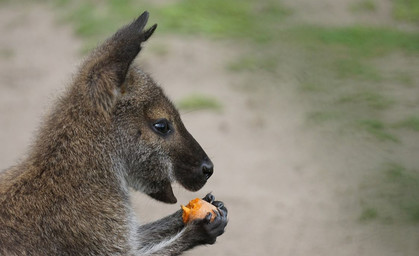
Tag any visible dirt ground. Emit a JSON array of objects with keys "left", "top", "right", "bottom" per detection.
[{"left": 1, "top": 2, "right": 418, "bottom": 256}]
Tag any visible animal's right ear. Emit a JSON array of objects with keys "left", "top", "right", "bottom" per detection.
[{"left": 78, "top": 11, "right": 157, "bottom": 112}]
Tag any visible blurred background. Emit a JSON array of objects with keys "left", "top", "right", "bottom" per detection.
[{"left": 0, "top": 0, "right": 418, "bottom": 255}]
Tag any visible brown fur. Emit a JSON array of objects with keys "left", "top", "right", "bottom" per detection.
[{"left": 0, "top": 12, "right": 227, "bottom": 255}]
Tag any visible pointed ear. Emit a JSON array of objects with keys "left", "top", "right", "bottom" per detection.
[
  {"left": 79, "top": 11, "right": 157, "bottom": 112},
  {"left": 102, "top": 11, "right": 157, "bottom": 84}
]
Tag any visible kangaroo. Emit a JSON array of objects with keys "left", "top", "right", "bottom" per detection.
[{"left": 0, "top": 12, "right": 228, "bottom": 255}]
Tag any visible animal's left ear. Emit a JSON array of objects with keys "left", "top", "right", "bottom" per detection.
[{"left": 78, "top": 11, "right": 157, "bottom": 112}]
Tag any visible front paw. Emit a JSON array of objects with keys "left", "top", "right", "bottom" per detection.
[
  {"left": 202, "top": 193, "right": 228, "bottom": 218},
  {"left": 188, "top": 194, "right": 228, "bottom": 244}
]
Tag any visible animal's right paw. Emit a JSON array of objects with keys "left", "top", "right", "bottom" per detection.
[{"left": 188, "top": 194, "right": 228, "bottom": 245}]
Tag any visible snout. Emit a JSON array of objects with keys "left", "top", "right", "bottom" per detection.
[
  {"left": 172, "top": 129, "right": 215, "bottom": 192},
  {"left": 173, "top": 155, "right": 215, "bottom": 192}
]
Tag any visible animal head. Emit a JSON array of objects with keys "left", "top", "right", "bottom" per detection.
[{"left": 76, "top": 12, "right": 213, "bottom": 204}]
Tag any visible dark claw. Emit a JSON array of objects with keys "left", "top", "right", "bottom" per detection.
[
  {"left": 203, "top": 193, "right": 215, "bottom": 203},
  {"left": 213, "top": 201, "right": 227, "bottom": 216},
  {"left": 213, "top": 201, "right": 223, "bottom": 209}
]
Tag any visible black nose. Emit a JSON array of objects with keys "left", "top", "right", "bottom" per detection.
[{"left": 201, "top": 159, "right": 214, "bottom": 180}]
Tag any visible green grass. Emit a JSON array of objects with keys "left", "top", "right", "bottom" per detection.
[
  {"left": 360, "top": 163, "right": 419, "bottom": 223},
  {"left": 176, "top": 94, "right": 222, "bottom": 112},
  {"left": 284, "top": 25, "right": 419, "bottom": 138},
  {"left": 359, "top": 120, "right": 399, "bottom": 142},
  {"left": 393, "top": 71, "right": 415, "bottom": 87},
  {"left": 333, "top": 58, "right": 382, "bottom": 81},
  {"left": 337, "top": 91, "right": 393, "bottom": 110},
  {"left": 359, "top": 207, "right": 379, "bottom": 221},
  {"left": 350, "top": 0, "right": 377, "bottom": 13},
  {"left": 298, "top": 81, "right": 328, "bottom": 93},
  {"left": 384, "top": 163, "right": 419, "bottom": 222},
  {"left": 286, "top": 26, "right": 419, "bottom": 57},
  {"left": 395, "top": 116, "right": 419, "bottom": 132},
  {"left": 393, "top": 0, "right": 419, "bottom": 23},
  {"left": 56, "top": 0, "right": 290, "bottom": 51},
  {"left": 54, "top": 0, "right": 153, "bottom": 52},
  {"left": 154, "top": 0, "right": 289, "bottom": 42},
  {"left": 386, "top": 163, "right": 407, "bottom": 181}
]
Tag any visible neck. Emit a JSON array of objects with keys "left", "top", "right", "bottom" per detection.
[{"left": 24, "top": 88, "right": 118, "bottom": 189}]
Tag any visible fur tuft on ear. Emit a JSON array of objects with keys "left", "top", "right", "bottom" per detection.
[{"left": 77, "top": 11, "right": 157, "bottom": 113}]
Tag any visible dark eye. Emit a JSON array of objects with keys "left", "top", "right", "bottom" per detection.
[{"left": 152, "top": 119, "right": 172, "bottom": 135}]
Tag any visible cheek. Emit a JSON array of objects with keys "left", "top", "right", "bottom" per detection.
[{"left": 127, "top": 140, "right": 174, "bottom": 177}]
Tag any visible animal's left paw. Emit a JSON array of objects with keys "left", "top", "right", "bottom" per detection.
[{"left": 186, "top": 193, "right": 228, "bottom": 244}]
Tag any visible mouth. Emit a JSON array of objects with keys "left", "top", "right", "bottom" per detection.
[
  {"left": 147, "top": 180, "right": 208, "bottom": 205},
  {"left": 146, "top": 155, "right": 213, "bottom": 204},
  {"left": 147, "top": 180, "right": 177, "bottom": 204},
  {"left": 147, "top": 169, "right": 208, "bottom": 204}
]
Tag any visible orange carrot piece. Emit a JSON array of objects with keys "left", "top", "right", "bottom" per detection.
[{"left": 181, "top": 198, "right": 218, "bottom": 223}]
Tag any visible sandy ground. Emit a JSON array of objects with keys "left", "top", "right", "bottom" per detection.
[{"left": 1, "top": 2, "right": 418, "bottom": 256}]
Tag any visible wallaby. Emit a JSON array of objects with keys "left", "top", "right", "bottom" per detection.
[{"left": 0, "top": 12, "right": 228, "bottom": 255}]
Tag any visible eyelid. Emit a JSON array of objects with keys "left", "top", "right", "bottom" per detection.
[{"left": 154, "top": 118, "right": 169, "bottom": 124}]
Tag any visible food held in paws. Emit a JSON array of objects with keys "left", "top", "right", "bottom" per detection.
[{"left": 181, "top": 198, "right": 218, "bottom": 223}]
